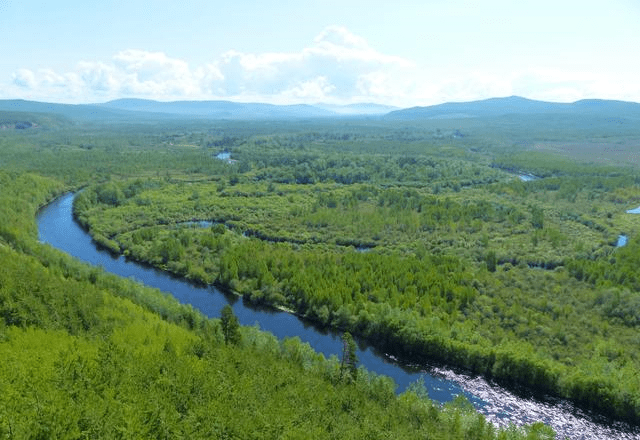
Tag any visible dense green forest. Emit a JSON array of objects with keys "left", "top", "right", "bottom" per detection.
[
  {"left": 0, "top": 112, "right": 573, "bottom": 438},
  {"left": 66, "top": 113, "right": 640, "bottom": 425},
  {"left": 71, "top": 145, "right": 640, "bottom": 423}
]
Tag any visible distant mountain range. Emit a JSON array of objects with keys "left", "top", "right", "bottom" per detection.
[
  {"left": 0, "top": 100, "right": 134, "bottom": 123},
  {"left": 384, "top": 96, "right": 640, "bottom": 120},
  {"left": 1, "top": 96, "right": 639, "bottom": 123},
  {"left": 99, "top": 99, "right": 398, "bottom": 117},
  {"left": 98, "top": 99, "right": 336, "bottom": 119},
  {"left": 0, "top": 99, "right": 395, "bottom": 122},
  {"left": 313, "top": 102, "right": 398, "bottom": 115}
]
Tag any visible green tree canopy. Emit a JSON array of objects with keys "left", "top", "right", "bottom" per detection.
[
  {"left": 340, "top": 331, "right": 358, "bottom": 382},
  {"left": 220, "top": 304, "right": 241, "bottom": 345}
]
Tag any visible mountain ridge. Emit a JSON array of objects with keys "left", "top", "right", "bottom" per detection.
[
  {"left": 2, "top": 96, "right": 640, "bottom": 122},
  {"left": 97, "top": 98, "right": 338, "bottom": 118},
  {"left": 385, "top": 95, "right": 640, "bottom": 120}
]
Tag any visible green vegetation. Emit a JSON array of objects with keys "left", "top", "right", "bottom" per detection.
[
  {"left": 0, "top": 112, "right": 574, "bottom": 438},
  {"left": 4, "top": 229, "right": 520, "bottom": 439},
  {"left": 65, "top": 117, "right": 640, "bottom": 426},
  {"left": 340, "top": 332, "right": 359, "bottom": 382},
  {"left": 220, "top": 304, "right": 241, "bottom": 345}
]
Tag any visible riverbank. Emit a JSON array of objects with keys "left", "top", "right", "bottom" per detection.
[
  {"left": 5, "top": 194, "right": 511, "bottom": 439},
  {"left": 56, "top": 192, "right": 640, "bottom": 438}
]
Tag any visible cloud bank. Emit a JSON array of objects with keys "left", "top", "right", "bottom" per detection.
[{"left": 5, "top": 26, "right": 640, "bottom": 106}]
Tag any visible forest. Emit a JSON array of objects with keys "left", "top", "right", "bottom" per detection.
[{"left": 1, "top": 101, "right": 640, "bottom": 437}]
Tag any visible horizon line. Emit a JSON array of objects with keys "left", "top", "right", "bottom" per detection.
[{"left": 2, "top": 94, "right": 640, "bottom": 109}]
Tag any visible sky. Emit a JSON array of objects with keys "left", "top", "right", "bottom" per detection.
[{"left": 1, "top": 0, "right": 639, "bottom": 107}]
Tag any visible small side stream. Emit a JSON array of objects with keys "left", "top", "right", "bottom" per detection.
[{"left": 617, "top": 235, "right": 628, "bottom": 247}]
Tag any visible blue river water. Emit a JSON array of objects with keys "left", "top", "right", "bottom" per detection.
[{"left": 37, "top": 193, "right": 640, "bottom": 439}]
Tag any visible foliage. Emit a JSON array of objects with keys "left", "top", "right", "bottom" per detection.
[
  {"left": 220, "top": 304, "right": 241, "bottom": 345},
  {"left": 0, "top": 164, "right": 556, "bottom": 438},
  {"left": 340, "top": 332, "right": 358, "bottom": 382},
  {"left": 68, "top": 131, "right": 640, "bottom": 424},
  {"left": 4, "top": 109, "right": 640, "bottom": 431}
]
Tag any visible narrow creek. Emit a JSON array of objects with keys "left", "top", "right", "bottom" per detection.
[{"left": 37, "top": 193, "right": 640, "bottom": 439}]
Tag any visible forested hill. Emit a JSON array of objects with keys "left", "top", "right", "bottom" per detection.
[
  {"left": 0, "top": 110, "right": 71, "bottom": 130},
  {"left": 0, "top": 99, "right": 159, "bottom": 123},
  {"left": 385, "top": 96, "right": 640, "bottom": 120},
  {"left": 98, "top": 99, "right": 338, "bottom": 119},
  {"left": 0, "top": 99, "right": 382, "bottom": 121}
]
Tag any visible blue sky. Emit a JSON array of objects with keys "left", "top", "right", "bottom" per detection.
[{"left": 1, "top": 0, "right": 639, "bottom": 106}]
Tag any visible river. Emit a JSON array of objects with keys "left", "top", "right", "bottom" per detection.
[{"left": 37, "top": 193, "right": 640, "bottom": 439}]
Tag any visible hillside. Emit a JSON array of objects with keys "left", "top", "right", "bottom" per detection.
[
  {"left": 0, "top": 100, "right": 156, "bottom": 123},
  {"left": 385, "top": 96, "right": 640, "bottom": 120},
  {"left": 0, "top": 110, "right": 71, "bottom": 130},
  {"left": 0, "top": 98, "right": 385, "bottom": 121},
  {"left": 3, "top": 96, "right": 640, "bottom": 124},
  {"left": 98, "top": 98, "right": 339, "bottom": 119},
  {"left": 0, "top": 170, "right": 556, "bottom": 438}
]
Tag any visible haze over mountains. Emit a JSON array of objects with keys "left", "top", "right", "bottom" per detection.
[
  {"left": 0, "top": 99, "right": 396, "bottom": 122},
  {"left": 1, "top": 96, "right": 639, "bottom": 124},
  {"left": 385, "top": 96, "right": 640, "bottom": 120}
]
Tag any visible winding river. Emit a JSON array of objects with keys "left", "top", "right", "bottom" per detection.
[{"left": 37, "top": 193, "right": 640, "bottom": 439}]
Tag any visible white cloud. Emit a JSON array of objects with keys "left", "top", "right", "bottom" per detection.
[
  {"left": 4, "top": 25, "right": 640, "bottom": 106},
  {"left": 12, "top": 69, "right": 37, "bottom": 89},
  {"left": 5, "top": 26, "right": 418, "bottom": 104},
  {"left": 314, "top": 26, "right": 369, "bottom": 51},
  {"left": 281, "top": 76, "right": 336, "bottom": 101},
  {"left": 109, "top": 49, "right": 201, "bottom": 97},
  {"left": 211, "top": 25, "right": 414, "bottom": 103},
  {"left": 77, "top": 61, "right": 119, "bottom": 92}
]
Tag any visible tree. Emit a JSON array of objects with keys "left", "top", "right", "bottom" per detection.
[
  {"left": 340, "top": 332, "right": 358, "bottom": 382},
  {"left": 220, "top": 304, "right": 240, "bottom": 345},
  {"left": 485, "top": 250, "right": 497, "bottom": 273},
  {"left": 530, "top": 205, "right": 544, "bottom": 229}
]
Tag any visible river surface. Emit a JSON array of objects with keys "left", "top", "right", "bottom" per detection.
[
  {"left": 518, "top": 173, "right": 540, "bottom": 182},
  {"left": 37, "top": 193, "right": 640, "bottom": 439},
  {"left": 618, "top": 234, "right": 628, "bottom": 247}
]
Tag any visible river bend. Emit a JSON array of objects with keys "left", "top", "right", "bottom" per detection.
[{"left": 37, "top": 193, "right": 640, "bottom": 439}]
